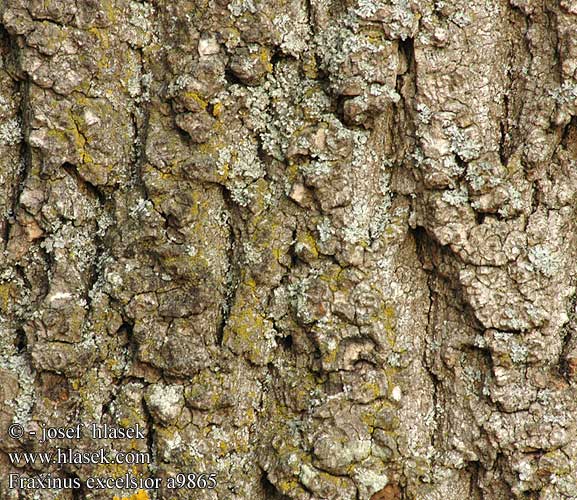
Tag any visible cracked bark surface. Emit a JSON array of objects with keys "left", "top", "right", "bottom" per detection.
[{"left": 1, "top": 0, "right": 577, "bottom": 499}]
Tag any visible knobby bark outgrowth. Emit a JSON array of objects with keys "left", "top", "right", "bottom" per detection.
[{"left": 1, "top": 1, "right": 576, "bottom": 499}]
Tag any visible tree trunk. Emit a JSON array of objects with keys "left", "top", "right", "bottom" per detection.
[{"left": 1, "top": 0, "right": 577, "bottom": 499}]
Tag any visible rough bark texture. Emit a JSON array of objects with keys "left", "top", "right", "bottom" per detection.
[{"left": 1, "top": 0, "right": 577, "bottom": 499}]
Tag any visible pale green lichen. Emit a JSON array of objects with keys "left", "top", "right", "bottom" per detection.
[
  {"left": 441, "top": 186, "right": 469, "bottom": 207},
  {"left": 0, "top": 118, "right": 22, "bottom": 146},
  {"left": 528, "top": 244, "right": 559, "bottom": 278}
]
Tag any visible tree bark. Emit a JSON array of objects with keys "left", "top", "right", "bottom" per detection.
[{"left": 1, "top": 0, "right": 577, "bottom": 499}]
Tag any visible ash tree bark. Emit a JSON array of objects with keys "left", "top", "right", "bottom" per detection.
[{"left": 1, "top": 0, "right": 577, "bottom": 499}]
